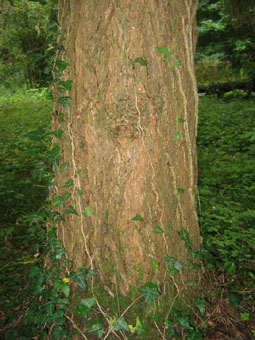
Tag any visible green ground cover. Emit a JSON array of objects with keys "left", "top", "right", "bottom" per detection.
[{"left": 0, "top": 90, "right": 254, "bottom": 338}]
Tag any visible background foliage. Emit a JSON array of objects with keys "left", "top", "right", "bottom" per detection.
[{"left": 0, "top": 0, "right": 57, "bottom": 92}]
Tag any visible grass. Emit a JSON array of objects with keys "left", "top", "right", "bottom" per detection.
[
  {"left": 0, "top": 89, "right": 254, "bottom": 338},
  {"left": 197, "top": 94, "right": 255, "bottom": 272},
  {"left": 0, "top": 89, "right": 52, "bottom": 339}
]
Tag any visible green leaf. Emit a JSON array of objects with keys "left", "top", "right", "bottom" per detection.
[
  {"left": 77, "top": 189, "right": 84, "bottom": 197},
  {"left": 58, "top": 298, "right": 69, "bottom": 309},
  {"left": 63, "top": 179, "right": 74, "bottom": 188},
  {"left": 163, "top": 48, "right": 174, "bottom": 57},
  {"left": 81, "top": 297, "right": 96, "bottom": 309},
  {"left": 87, "top": 323, "right": 105, "bottom": 338},
  {"left": 151, "top": 259, "right": 159, "bottom": 269},
  {"left": 56, "top": 60, "right": 69, "bottom": 73},
  {"left": 176, "top": 131, "right": 182, "bottom": 139},
  {"left": 240, "top": 312, "right": 249, "bottom": 321},
  {"left": 63, "top": 192, "right": 71, "bottom": 202},
  {"left": 69, "top": 270, "right": 87, "bottom": 292},
  {"left": 177, "top": 188, "right": 184, "bottom": 195},
  {"left": 52, "top": 325, "right": 67, "bottom": 339},
  {"left": 165, "top": 256, "right": 180, "bottom": 275},
  {"left": 164, "top": 320, "right": 174, "bottom": 328},
  {"left": 58, "top": 80, "right": 72, "bottom": 91},
  {"left": 65, "top": 206, "right": 79, "bottom": 215},
  {"left": 174, "top": 59, "right": 181, "bottom": 67},
  {"left": 176, "top": 315, "right": 193, "bottom": 330},
  {"left": 193, "top": 263, "right": 201, "bottom": 272},
  {"left": 228, "top": 292, "right": 240, "bottom": 308},
  {"left": 58, "top": 96, "right": 71, "bottom": 110},
  {"left": 186, "top": 329, "right": 203, "bottom": 340},
  {"left": 76, "top": 298, "right": 96, "bottom": 318},
  {"left": 49, "top": 143, "right": 61, "bottom": 158},
  {"left": 226, "top": 262, "right": 236, "bottom": 276},
  {"left": 53, "top": 279, "right": 70, "bottom": 298},
  {"left": 178, "top": 117, "right": 185, "bottom": 123},
  {"left": 52, "top": 130, "right": 64, "bottom": 140},
  {"left": 153, "top": 226, "right": 163, "bottom": 234},
  {"left": 53, "top": 196, "right": 64, "bottom": 207},
  {"left": 54, "top": 247, "right": 66, "bottom": 260},
  {"left": 180, "top": 228, "right": 192, "bottom": 250},
  {"left": 248, "top": 271, "right": 255, "bottom": 279},
  {"left": 138, "top": 282, "right": 160, "bottom": 304},
  {"left": 83, "top": 206, "right": 94, "bottom": 217},
  {"left": 168, "top": 328, "right": 178, "bottom": 338},
  {"left": 194, "top": 298, "right": 209, "bottom": 316},
  {"left": 166, "top": 226, "right": 173, "bottom": 232},
  {"left": 114, "top": 317, "right": 130, "bottom": 332},
  {"left": 59, "top": 162, "right": 69, "bottom": 173},
  {"left": 135, "top": 316, "right": 145, "bottom": 335},
  {"left": 134, "top": 57, "right": 148, "bottom": 66},
  {"left": 155, "top": 46, "right": 163, "bottom": 54},
  {"left": 58, "top": 87, "right": 66, "bottom": 94},
  {"left": 131, "top": 214, "right": 143, "bottom": 221}
]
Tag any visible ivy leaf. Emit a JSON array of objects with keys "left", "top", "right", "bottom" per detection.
[
  {"left": 77, "top": 189, "right": 84, "bottom": 197},
  {"left": 194, "top": 298, "right": 209, "bottom": 316},
  {"left": 139, "top": 282, "right": 160, "bottom": 304},
  {"left": 49, "top": 143, "right": 61, "bottom": 158},
  {"left": 164, "top": 320, "right": 174, "bottom": 328},
  {"left": 168, "top": 328, "right": 178, "bottom": 338},
  {"left": 135, "top": 316, "right": 145, "bottom": 335},
  {"left": 83, "top": 206, "right": 94, "bottom": 217},
  {"left": 63, "top": 192, "right": 71, "bottom": 202},
  {"left": 176, "top": 131, "right": 182, "bottom": 140},
  {"left": 58, "top": 80, "right": 72, "bottom": 91},
  {"left": 52, "top": 130, "right": 63, "bottom": 140},
  {"left": 63, "top": 179, "right": 74, "bottom": 188},
  {"left": 87, "top": 323, "right": 105, "bottom": 338},
  {"left": 56, "top": 60, "right": 69, "bottom": 73},
  {"left": 65, "top": 206, "right": 79, "bottom": 215},
  {"left": 155, "top": 46, "right": 163, "bottom": 54},
  {"left": 134, "top": 57, "right": 148, "bottom": 66},
  {"left": 54, "top": 247, "right": 66, "bottom": 260},
  {"left": 76, "top": 298, "right": 96, "bottom": 318},
  {"left": 53, "top": 279, "right": 70, "bottom": 298},
  {"left": 131, "top": 214, "right": 143, "bottom": 221},
  {"left": 193, "top": 263, "right": 201, "bottom": 272},
  {"left": 177, "top": 188, "right": 184, "bottom": 196},
  {"left": 165, "top": 257, "right": 180, "bottom": 275},
  {"left": 166, "top": 226, "right": 173, "bottom": 232},
  {"left": 174, "top": 59, "right": 181, "bottom": 67},
  {"left": 52, "top": 325, "right": 67, "bottom": 339},
  {"left": 69, "top": 270, "right": 87, "bottom": 292},
  {"left": 180, "top": 228, "right": 191, "bottom": 250},
  {"left": 53, "top": 196, "right": 64, "bottom": 207},
  {"left": 153, "top": 226, "right": 163, "bottom": 234},
  {"left": 163, "top": 48, "right": 174, "bottom": 57},
  {"left": 59, "top": 162, "right": 69, "bottom": 173},
  {"left": 228, "top": 292, "right": 240, "bottom": 308},
  {"left": 240, "top": 312, "right": 250, "bottom": 321},
  {"left": 58, "top": 96, "right": 71, "bottom": 110},
  {"left": 186, "top": 329, "right": 203, "bottom": 340},
  {"left": 176, "top": 315, "right": 193, "bottom": 330},
  {"left": 114, "top": 317, "right": 130, "bottom": 332},
  {"left": 178, "top": 117, "right": 184, "bottom": 123},
  {"left": 151, "top": 259, "right": 159, "bottom": 269}
]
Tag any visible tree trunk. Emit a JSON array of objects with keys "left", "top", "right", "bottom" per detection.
[{"left": 53, "top": 0, "right": 200, "bottom": 297}]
